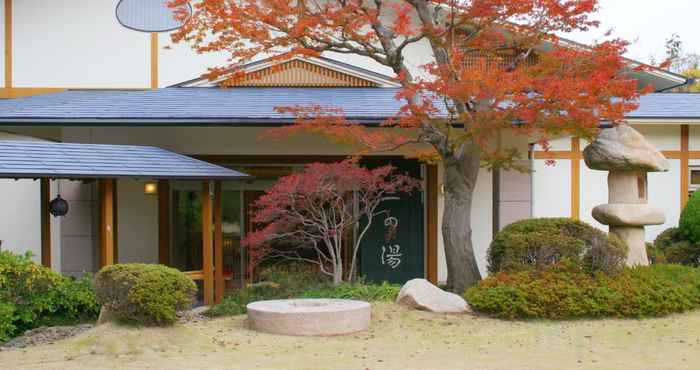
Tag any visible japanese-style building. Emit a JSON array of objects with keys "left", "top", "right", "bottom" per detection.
[{"left": 0, "top": 1, "right": 697, "bottom": 298}]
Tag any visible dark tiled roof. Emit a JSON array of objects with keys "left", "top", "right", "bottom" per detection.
[
  {"left": 0, "top": 89, "right": 696, "bottom": 125},
  {"left": 0, "top": 140, "right": 250, "bottom": 180},
  {"left": 626, "top": 93, "right": 700, "bottom": 119},
  {"left": 0, "top": 88, "right": 410, "bottom": 125}
]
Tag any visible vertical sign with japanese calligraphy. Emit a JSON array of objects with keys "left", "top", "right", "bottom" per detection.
[{"left": 359, "top": 160, "right": 424, "bottom": 284}]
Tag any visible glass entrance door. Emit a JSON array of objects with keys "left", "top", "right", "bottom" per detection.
[{"left": 170, "top": 181, "right": 246, "bottom": 292}]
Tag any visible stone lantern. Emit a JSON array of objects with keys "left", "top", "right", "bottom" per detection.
[{"left": 583, "top": 124, "right": 670, "bottom": 266}]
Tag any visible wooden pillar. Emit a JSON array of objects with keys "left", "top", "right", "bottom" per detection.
[
  {"left": 158, "top": 179, "right": 171, "bottom": 265},
  {"left": 99, "top": 179, "right": 115, "bottom": 268},
  {"left": 570, "top": 138, "right": 581, "bottom": 220},
  {"left": 150, "top": 33, "right": 159, "bottom": 89},
  {"left": 214, "top": 181, "right": 224, "bottom": 304},
  {"left": 40, "top": 178, "right": 51, "bottom": 268},
  {"left": 4, "top": 0, "right": 12, "bottom": 91},
  {"left": 681, "top": 125, "right": 690, "bottom": 209},
  {"left": 201, "top": 180, "right": 214, "bottom": 305},
  {"left": 426, "top": 165, "right": 438, "bottom": 284}
]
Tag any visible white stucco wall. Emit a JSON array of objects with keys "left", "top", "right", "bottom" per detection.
[
  {"left": 532, "top": 159, "right": 571, "bottom": 218},
  {"left": 13, "top": 0, "right": 150, "bottom": 88},
  {"left": 117, "top": 179, "right": 159, "bottom": 264}
]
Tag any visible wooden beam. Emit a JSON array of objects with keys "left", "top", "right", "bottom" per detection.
[
  {"left": 681, "top": 125, "right": 690, "bottom": 209},
  {"left": 4, "top": 0, "right": 11, "bottom": 89},
  {"left": 426, "top": 165, "right": 438, "bottom": 284},
  {"left": 158, "top": 179, "right": 171, "bottom": 265},
  {"left": 532, "top": 151, "right": 575, "bottom": 160},
  {"left": 40, "top": 178, "right": 51, "bottom": 268},
  {"left": 214, "top": 181, "right": 224, "bottom": 304},
  {"left": 201, "top": 180, "right": 214, "bottom": 306},
  {"left": 570, "top": 138, "right": 581, "bottom": 220},
  {"left": 150, "top": 33, "right": 159, "bottom": 89},
  {"left": 662, "top": 151, "right": 683, "bottom": 160},
  {"left": 99, "top": 179, "right": 115, "bottom": 268}
]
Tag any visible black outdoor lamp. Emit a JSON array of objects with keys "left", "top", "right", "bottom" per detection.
[{"left": 49, "top": 180, "right": 69, "bottom": 217}]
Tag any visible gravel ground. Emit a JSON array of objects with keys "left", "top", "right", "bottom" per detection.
[
  {"left": 1, "top": 303, "right": 699, "bottom": 370},
  {"left": 1, "top": 324, "right": 93, "bottom": 350}
]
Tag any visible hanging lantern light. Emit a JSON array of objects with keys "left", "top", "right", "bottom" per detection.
[
  {"left": 49, "top": 195, "right": 69, "bottom": 217},
  {"left": 49, "top": 181, "right": 69, "bottom": 217}
]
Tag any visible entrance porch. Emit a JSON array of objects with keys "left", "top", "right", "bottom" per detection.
[{"left": 0, "top": 140, "right": 249, "bottom": 305}]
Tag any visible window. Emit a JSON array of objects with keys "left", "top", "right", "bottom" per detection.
[
  {"left": 690, "top": 166, "right": 700, "bottom": 194},
  {"left": 116, "top": 0, "right": 191, "bottom": 33}
]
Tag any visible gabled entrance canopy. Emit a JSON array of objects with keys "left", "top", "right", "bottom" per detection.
[{"left": 0, "top": 140, "right": 250, "bottom": 305}]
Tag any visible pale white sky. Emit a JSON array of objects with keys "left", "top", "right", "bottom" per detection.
[{"left": 566, "top": 0, "right": 697, "bottom": 64}]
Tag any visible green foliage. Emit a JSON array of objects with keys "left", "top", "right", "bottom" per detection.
[
  {"left": 206, "top": 263, "right": 399, "bottom": 317},
  {"left": 465, "top": 263, "right": 700, "bottom": 320},
  {"left": 654, "top": 227, "right": 700, "bottom": 266},
  {"left": 0, "top": 251, "right": 98, "bottom": 342},
  {"left": 94, "top": 264, "right": 196, "bottom": 326},
  {"left": 488, "top": 218, "right": 627, "bottom": 274},
  {"left": 297, "top": 282, "right": 400, "bottom": 301},
  {"left": 680, "top": 191, "right": 700, "bottom": 244}
]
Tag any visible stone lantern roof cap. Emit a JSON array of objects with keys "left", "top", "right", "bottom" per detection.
[{"left": 583, "top": 124, "right": 670, "bottom": 172}]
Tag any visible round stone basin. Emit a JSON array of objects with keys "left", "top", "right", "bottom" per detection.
[{"left": 246, "top": 299, "right": 371, "bottom": 336}]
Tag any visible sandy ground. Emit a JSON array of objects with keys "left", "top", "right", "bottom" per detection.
[{"left": 1, "top": 303, "right": 699, "bottom": 370}]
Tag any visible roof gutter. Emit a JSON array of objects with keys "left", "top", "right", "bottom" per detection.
[
  {"left": 656, "top": 77, "right": 695, "bottom": 93},
  {"left": 0, "top": 117, "right": 392, "bottom": 127}
]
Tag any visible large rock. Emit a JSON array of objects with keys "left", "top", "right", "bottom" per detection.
[
  {"left": 583, "top": 124, "right": 670, "bottom": 172},
  {"left": 396, "top": 279, "right": 470, "bottom": 314}
]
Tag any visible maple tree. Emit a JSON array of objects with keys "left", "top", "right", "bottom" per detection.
[
  {"left": 241, "top": 160, "right": 419, "bottom": 285},
  {"left": 171, "top": 0, "right": 645, "bottom": 291}
]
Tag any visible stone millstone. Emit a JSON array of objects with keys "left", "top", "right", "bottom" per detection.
[
  {"left": 583, "top": 124, "right": 670, "bottom": 172},
  {"left": 247, "top": 299, "right": 370, "bottom": 336},
  {"left": 396, "top": 279, "right": 471, "bottom": 314}
]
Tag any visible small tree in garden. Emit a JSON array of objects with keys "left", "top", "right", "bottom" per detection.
[
  {"left": 242, "top": 160, "right": 419, "bottom": 285},
  {"left": 171, "top": 0, "right": 647, "bottom": 291}
]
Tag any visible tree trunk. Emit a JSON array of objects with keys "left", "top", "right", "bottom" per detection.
[
  {"left": 441, "top": 147, "right": 482, "bottom": 293},
  {"left": 333, "top": 263, "right": 343, "bottom": 285}
]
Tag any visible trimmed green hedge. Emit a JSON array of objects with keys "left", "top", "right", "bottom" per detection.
[
  {"left": 465, "top": 263, "right": 700, "bottom": 320},
  {"left": 94, "top": 264, "right": 196, "bottom": 326},
  {"left": 0, "top": 251, "right": 98, "bottom": 342},
  {"left": 680, "top": 190, "right": 700, "bottom": 244},
  {"left": 651, "top": 228, "right": 700, "bottom": 266},
  {"left": 488, "top": 218, "right": 627, "bottom": 274}
]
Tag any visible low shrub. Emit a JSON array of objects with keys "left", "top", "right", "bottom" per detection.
[
  {"left": 651, "top": 227, "right": 700, "bottom": 266},
  {"left": 680, "top": 190, "right": 700, "bottom": 244},
  {"left": 0, "top": 251, "right": 98, "bottom": 342},
  {"left": 206, "top": 263, "right": 399, "bottom": 317},
  {"left": 465, "top": 262, "right": 700, "bottom": 320},
  {"left": 297, "top": 281, "right": 400, "bottom": 301},
  {"left": 94, "top": 264, "right": 196, "bottom": 326},
  {"left": 487, "top": 218, "right": 627, "bottom": 274}
]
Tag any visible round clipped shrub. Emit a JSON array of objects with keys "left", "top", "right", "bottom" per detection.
[
  {"left": 94, "top": 264, "right": 196, "bottom": 326},
  {"left": 465, "top": 263, "right": 700, "bottom": 320},
  {"left": 680, "top": 191, "right": 700, "bottom": 244},
  {"left": 487, "top": 218, "right": 627, "bottom": 274},
  {"left": 652, "top": 227, "right": 700, "bottom": 266}
]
